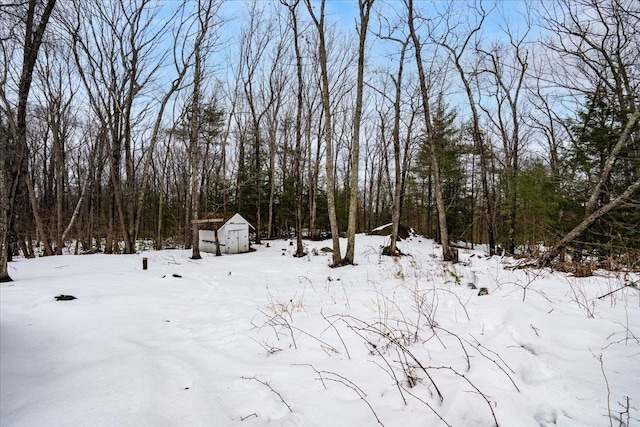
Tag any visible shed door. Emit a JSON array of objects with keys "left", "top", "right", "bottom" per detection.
[{"left": 226, "top": 229, "right": 240, "bottom": 254}]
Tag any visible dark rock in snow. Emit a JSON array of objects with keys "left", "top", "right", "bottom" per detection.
[{"left": 369, "top": 223, "right": 410, "bottom": 239}]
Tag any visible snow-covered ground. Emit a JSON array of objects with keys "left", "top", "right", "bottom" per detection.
[{"left": 1, "top": 235, "right": 638, "bottom": 426}]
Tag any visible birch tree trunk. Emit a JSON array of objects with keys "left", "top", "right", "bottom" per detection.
[
  {"left": 342, "top": 0, "right": 374, "bottom": 265},
  {"left": 305, "top": 0, "right": 341, "bottom": 265}
]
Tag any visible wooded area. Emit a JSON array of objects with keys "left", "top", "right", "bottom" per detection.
[{"left": 1, "top": 0, "right": 638, "bottom": 281}]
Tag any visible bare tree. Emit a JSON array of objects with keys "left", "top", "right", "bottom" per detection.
[
  {"left": 304, "top": 0, "right": 342, "bottom": 265},
  {"left": 188, "top": 8, "right": 204, "bottom": 259},
  {"left": 305, "top": 81, "right": 322, "bottom": 240},
  {"left": 135, "top": 0, "right": 222, "bottom": 247},
  {"left": 0, "top": 0, "right": 57, "bottom": 281},
  {"left": 154, "top": 130, "right": 173, "bottom": 250},
  {"left": 341, "top": 0, "right": 375, "bottom": 265},
  {"left": 435, "top": 1, "right": 496, "bottom": 256},
  {"left": 35, "top": 41, "right": 77, "bottom": 255},
  {"left": 388, "top": 38, "right": 411, "bottom": 256},
  {"left": 65, "top": 0, "right": 177, "bottom": 254},
  {"left": 239, "top": 1, "right": 280, "bottom": 245},
  {"left": 478, "top": 19, "right": 531, "bottom": 256},
  {"left": 281, "top": 0, "right": 306, "bottom": 257},
  {"left": 188, "top": 0, "right": 222, "bottom": 260},
  {"left": 370, "top": 12, "right": 414, "bottom": 256},
  {"left": 406, "top": 0, "right": 456, "bottom": 261},
  {"left": 264, "top": 28, "right": 286, "bottom": 240}
]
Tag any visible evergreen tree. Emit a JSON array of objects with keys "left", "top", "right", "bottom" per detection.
[
  {"left": 567, "top": 90, "right": 640, "bottom": 257},
  {"left": 415, "top": 96, "right": 471, "bottom": 243}
]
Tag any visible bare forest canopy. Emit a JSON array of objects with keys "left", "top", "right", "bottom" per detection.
[{"left": 1, "top": 0, "right": 638, "bottom": 272}]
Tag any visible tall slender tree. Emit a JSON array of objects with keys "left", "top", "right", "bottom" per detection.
[
  {"left": 406, "top": 0, "right": 456, "bottom": 261},
  {"left": 239, "top": 1, "right": 279, "bottom": 245},
  {"left": 1, "top": 0, "right": 57, "bottom": 282},
  {"left": 189, "top": 0, "right": 221, "bottom": 260},
  {"left": 342, "top": 0, "right": 375, "bottom": 265},
  {"left": 304, "top": 0, "right": 341, "bottom": 265},
  {"left": 281, "top": 0, "right": 306, "bottom": 257},
  {"left": 436, "top": 1, "right": 496, "bottom": 255}
]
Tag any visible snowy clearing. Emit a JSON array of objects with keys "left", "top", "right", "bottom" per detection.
[{"left": 1, "top": 235, "right": 639, "bottom": 426}]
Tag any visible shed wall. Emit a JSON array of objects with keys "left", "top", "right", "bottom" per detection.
[{"left": 198, "top": 213, "right": 251, "bottom": 255}]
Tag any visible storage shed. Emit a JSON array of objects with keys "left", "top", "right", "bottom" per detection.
[{"left": 197, "top": 212, "right": 253, "bottom": 255}]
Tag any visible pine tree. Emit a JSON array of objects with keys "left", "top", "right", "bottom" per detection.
[
  {"left": 415, "top": 96, "right": 470, "bottom": 243},
  {"left": 569, "top": 90, "right": 640, "bottom": 258}
]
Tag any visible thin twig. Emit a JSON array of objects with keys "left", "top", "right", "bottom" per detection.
[
  {"left": 468, "top": 335, "right": 520, "bottom": 392},
  {"left": 295, "top": 364, "right": 384, "bottom": 426},
  {"left": 402, "top": 385, "right": 452, "bottom": 426},
  {"left": 596, "top": 353, "right": 613, "bottom": 427},
  {"left": 242, "top": 376, "right": 293, "bottom": 413},
  {"left": 597, "top": 284, "right": 633, "bottom": 300},
  {"left": 320, "top": 309, "right": 351, "bottom": 359},
  {"left": 432, "top": 366, "right": 500, "bottom": 427},
  {"left": 338, "top": 315, "right": 445, "bottom": 402},
  {"left": 369, "top": 351, "right": 407, "bottom": 405}
]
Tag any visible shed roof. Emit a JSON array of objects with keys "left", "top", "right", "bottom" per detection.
[{"left": 197, "top": 212, "right": 253, "bottom": 230}]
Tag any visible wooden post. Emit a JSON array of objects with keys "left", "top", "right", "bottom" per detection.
[{"left": 142, "top": 257, "right": 148, "bottom": 270}]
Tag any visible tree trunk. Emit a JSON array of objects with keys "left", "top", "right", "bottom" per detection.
[
  {"left": 305, "top": 0, "right": 341, "bottom": 265},
  {"left": 343, "top": 0, "right": 374, "bottom": 265},
  {"left": 0, "top": 148, "right": 10, "bottom": 281},
  {"left": 586, "top": 110, "right": 640, "bottom": 216},
  {"left": 254, "top": 124, "right": 262, "bottom": 245},
  {"left": 26, "top": 161, "right": 54, "bottom": 256},
  {"left": 214, "top": 226, "right": 222, "bottom": 256},
  {"left": 60, "top": 153, "right": 93, "bottom": 248},
  {"left": 155, "top": 138, "right": 171, "bottom": 251},
  {"left": 407, "top": 0, "right": 455, "bottom": 262},
  {"left": 282, "top": 0, "right": 306, "bottom": 257},
  {"left": 190, "top": 31, "right": 204, "bottom": 260},
  {"left": 105, "top": 189, "right": 115, "bottom": 254},
  {"left": 108, "top": 138, "right": 129, "bottom": 254},
  {"left": 52, "top": 115, "right": 64, "bottom": 255},
  {"left": 388, "top": 38, "right": 409, "bottom": 256},
  {"left": 438, "top": 9, "right": 495, "bottom": 255},
  {"left": 540, "top": 110, "right": 640, "bottom": 266},
  {"left": 308, "top": 111, "right": 321, "bottom": 239},
  {"left": 540, "top": 178, "right": 640, "bottom": 267},
  {"left": 1, "top": 0, "right": 57, "bottom": 281},
  {"left": 155, "top": 184, "right": 164, "bottom": 251}
]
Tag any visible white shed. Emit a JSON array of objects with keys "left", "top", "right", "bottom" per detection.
[{"left": 198, "top": 213, "right": 252, "bottom": 255}]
